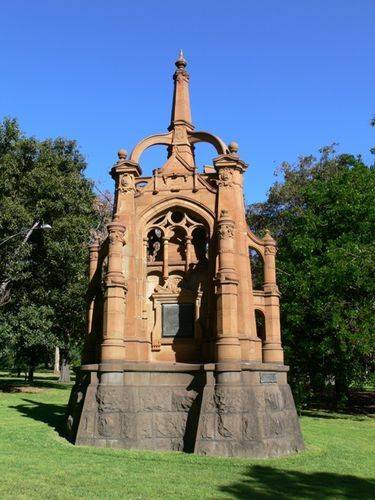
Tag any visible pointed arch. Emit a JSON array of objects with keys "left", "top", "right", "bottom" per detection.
[{"left": 138, "top": 195, "right": 215, "bottom": 237}]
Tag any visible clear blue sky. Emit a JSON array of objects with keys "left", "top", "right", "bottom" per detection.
[{"left": 1, "top": 1, "right": 374, "bottom": 203}]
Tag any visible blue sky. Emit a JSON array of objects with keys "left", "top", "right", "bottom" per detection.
[{"left": 1, "top": 1, "right": 374, "bottom": 203}]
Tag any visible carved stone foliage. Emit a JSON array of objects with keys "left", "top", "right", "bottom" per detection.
[
  {"left": 119, "top": 173, "right": 135, "bottom": 194},
  {"left": 218, "top": 224, "right": 234, "bottom": 240},
  {"left": 155, "top": 276, "right": 183, "bottom": 294},
  {"left": 108, "top": 230, "right": 126, "bottom": 245},
  {"left": 265, "top": 246, "right": 277, "bottom": 255},
  {"left": 217, "top": 169, "right": 234, "bottom": 188}
]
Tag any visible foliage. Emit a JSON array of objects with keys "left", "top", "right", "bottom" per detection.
[
  {"left": 0, "top": 375, "right": 374, "bottom": 498},
  {"left": 0, "top": 118, "right": 99, "bottom": 379},
  {"left": 247, "top": 146, "right": 375, "bottom": 407}
]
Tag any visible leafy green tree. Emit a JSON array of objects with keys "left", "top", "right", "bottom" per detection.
[
  {"left": 247, "top": 146, "right": 375, "bottom": 407},
  {"left": 0, "top": 118, "right": 99, "bottom": 381}
]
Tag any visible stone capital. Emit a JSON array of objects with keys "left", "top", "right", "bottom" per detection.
[
  {"left": 110, "top": 160, "right": 142, "bottom": 180},
  {"left": 107, "top": 221, "right": 126, "bottom": 246},
  {"left": 213, "top": 154, "right": 248, "bottom": 173}
]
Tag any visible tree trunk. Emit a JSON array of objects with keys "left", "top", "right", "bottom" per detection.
[
  {"left": 54, "top": 346, "right": 60, "bottom": 376},
  {"left": 27, "top": 365, "right": 34, "bottom": 382},
  {"left": 59, "top": 354, "right": 71, "bottom": 383},
  {"left": 334, "top": 372, "right": 349, "bottom": 409}
]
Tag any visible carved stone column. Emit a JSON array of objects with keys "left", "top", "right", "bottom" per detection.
[
  {"left": 101, "top": 218, "right": 127, "bottom": 365},
  {"left": 215, "top": 210, "right": 241, "bottom": 368},
  {"left": 214, "top": 147, "right": 261, "bottom": 362},
  {"left": 110, "top": 150, "right": 146, "bottom": 361},
  {"left": 262, "top": 230, "right": 284, "bottom": 363},
  {"left": 83, "top": 240, "right": 100, "bottom": 364},
  {"left": 185, "top": 235, "right": 192, "bottom": 272},
  {"left": 162, "top": 236, "right": 169, "bottom": 281}
]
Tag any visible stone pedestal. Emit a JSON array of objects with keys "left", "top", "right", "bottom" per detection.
[{"left": 66, "top": 362, "right": 304, "bottom": 457}]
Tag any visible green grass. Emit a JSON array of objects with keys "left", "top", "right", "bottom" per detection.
[{"left": 0, "top": 373, "right": 374, "bottom": 499}]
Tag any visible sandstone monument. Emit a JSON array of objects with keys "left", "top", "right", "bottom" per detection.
[{"left": 67, "top": 52, "right": 304, "bottom": 457}]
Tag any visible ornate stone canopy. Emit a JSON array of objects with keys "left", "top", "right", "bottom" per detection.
[{"left": 66, "top": 52, "right": 304, "bottom": 458}]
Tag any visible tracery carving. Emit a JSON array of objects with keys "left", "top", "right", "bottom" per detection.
[
  {"left": 146, "top": 209, "right": 210, "bottom": 352},
  {"left": 146, "top": 210, "right": 207, "bottom": 264}
]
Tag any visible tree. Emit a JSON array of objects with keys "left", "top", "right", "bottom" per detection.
[
  {"left": 0, "top": 118, "right": 99, "bottom": 381},
  {"left": 247, "top": 146, "right": 375, "bottom": 407}
]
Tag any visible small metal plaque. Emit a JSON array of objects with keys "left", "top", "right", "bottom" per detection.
[
  {"left": 260, "top": 372, "right": 277, "bottom": 384},
  {"left": 162, "top": 303, "right": 194, "bottom": 338}
]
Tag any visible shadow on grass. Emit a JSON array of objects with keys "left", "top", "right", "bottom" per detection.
[
  {"left": 0, "top": 378, "right": 72, "bottom": 392},
  {"left": 10, "top": 398, "right": 69, "bottom": 440},
  {"left": 219, "top": 465, "right": 375, "bottom": 499},
  {"left": 300, "top": 410, "right": 370, "bottom": 421}
]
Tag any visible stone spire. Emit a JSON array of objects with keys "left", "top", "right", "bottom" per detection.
[
  {"left": 129, "top": 52, "right": 228, "bottom": 169},
  {"left": 169, "top": 50, "right": 193, "bottom": 131}
]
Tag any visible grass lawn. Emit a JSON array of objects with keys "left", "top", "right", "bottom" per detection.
[{"left": 0, "top": 373, "right": 374, "bottom": 499}]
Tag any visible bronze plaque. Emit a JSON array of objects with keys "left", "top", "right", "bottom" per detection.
[
  {"left": 162, "top": 303, "right": 194, "bottom": 338},
  {"left": 260, "top": 372, "right": 277, "bottom": 384}
]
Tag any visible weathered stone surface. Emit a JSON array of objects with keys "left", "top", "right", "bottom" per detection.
[
  {"left": 243, "top": 414, "right": 261, "bottom": 441},
  {"left": 263, "top": 411, "right": 289, "bottom": 438},
  {"left": 137, "top": 388, "right": 172, "bottom": 412},
  {"left": 154, "top": 412, "right": 187, "bottom": 438},
  {"left": 96, "top": 386, "right": 124, "bottom": 411},
  {"left": 264, "top": 387, "right": 284, "bottom": 411},
  {"left": 81, "top": 411, "right": 95, "bottom": 435},
  {"left": 97, "top": 412, "right": 120, "bottom": 437},
  {"left": 214, "top": 386, "right": 242, "bottom": 413},
  {"left": 137, "top": 413, "right": 154, "bottom": 438},
  {"left": 69, "top": 368, "right": 303, "bottom": 458},
  {"left": 199, "top": 414, "right": 215, "bottom": 440},
  {"left": 217, "top": 413, "right": 242, "bottom": 439},
  {"left": 121, "top": 414, "right": 137, "bottom": 439},
  {"left": 171, "top": 389, "right": 197, "bottom": 411}
]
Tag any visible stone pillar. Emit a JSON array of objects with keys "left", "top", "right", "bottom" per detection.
[
  {"left": 214, "top": 147, "right": 262, "bottom": 363},
  {"left": 101, "top": 218, "right": 127, "bottom": 364},
  {"left": 215, "top": 210, "right": 241, "bottom": 370},
  {"left": 87, "top": 241, "right": 100, "bottom": 335},
  {"left": 262, "top": 230, "right": 284, "bottom": 363},
  {"left": 162, "top": 237, "right": 169, "bottom": 281},
  {"left": 185, "top": 235, "right": 192, "bottom": 272},
  {"left": 110, "top": 150, "right": 145, "bottom": 361},
  {"left": 82, "top": 240, "right": 100, "bottom": 364}
]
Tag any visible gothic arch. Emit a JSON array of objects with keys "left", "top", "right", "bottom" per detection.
[{"left": 138, "top": 195, "right": 215, "bottom": 237}]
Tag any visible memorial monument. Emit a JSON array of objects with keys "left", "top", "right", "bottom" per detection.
[{"left": 66, "top": 52, "right": 304, "bottom": 457}]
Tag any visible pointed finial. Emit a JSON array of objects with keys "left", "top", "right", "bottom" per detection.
[
  {"left": 263, "top": 229, "right": 276, "bottom": 244},
  {"left": 176, "top": 50, "right": 187, "bottom": 69}
]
